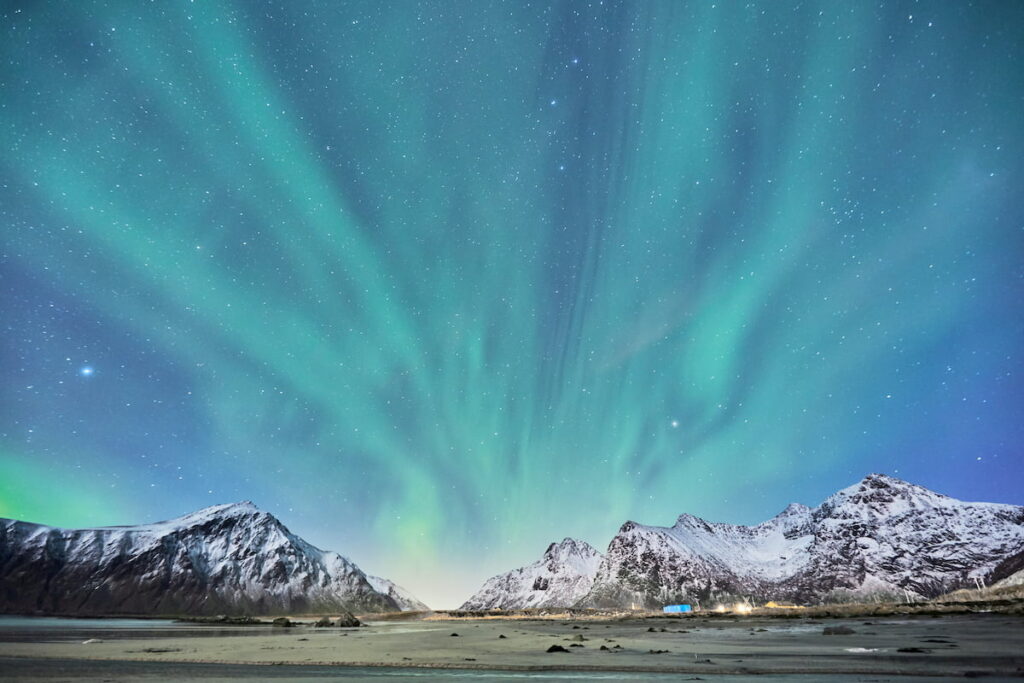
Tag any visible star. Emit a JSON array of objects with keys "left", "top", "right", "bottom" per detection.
[{"left": 79, "top": 366, "right": 95, "bottom": 377}]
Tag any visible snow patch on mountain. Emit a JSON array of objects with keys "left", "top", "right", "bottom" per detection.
[
  {"left": 366, "top": 575, "right": 430, "bottom": 611},
  {"left": 460, "top": 538, "right": 603, "bottom": 610}
]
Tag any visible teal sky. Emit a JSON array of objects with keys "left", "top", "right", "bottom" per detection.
[{"left": 2, "top": 1, "right": 1022, "bottom": 608}]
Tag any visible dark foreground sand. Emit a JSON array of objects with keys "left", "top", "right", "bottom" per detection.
[{"left": 1, "top": 613, "right": 1022, "bottom": 681}]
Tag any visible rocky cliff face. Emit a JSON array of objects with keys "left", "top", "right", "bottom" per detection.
[
  {"left": 460, "top": 538, "right": 603, "bottom": 610},
  {"left": 0, "top": 502, "right": 423, "bottom": 616},
  {"left": 579, "top": 474, "right": 1024, "bottom": 608},
  {"left": 988, "top": 548, "right": 1024, "bottom": 588}
]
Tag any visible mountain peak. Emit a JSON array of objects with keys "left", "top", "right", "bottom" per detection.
[
  {"left": 182, "top": 500, "right": 264, "bottom": 519},
  {"left": 826, "top": 473, "right": 949, "bottom": 514},
  {"left": 674, "top": 512, "right": 714, "bottom": 530},
  {"left": 203, "top": 500, "right": 260, "bottom": 514},
  {"left": 859, "top": 472, "right": 910, "bottom": 487},
  {"left": 765, "top": 502, "right": 812, "bottom": 527},
  {"left": 460, "top": 537, "right": 604, "bottom": 610},
  {"left": 544, "top": 538, "right": 600, "bottom": 561},
  {"left": 144, "top": 500, "right": 273, "bottom": 534},
  {"left": 780, "top": 502, "right": 811, "bottom": 516}
]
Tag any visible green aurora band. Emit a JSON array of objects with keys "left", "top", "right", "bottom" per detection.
[{"left": 2, "top": 2, "right": 1022, "bottom": 606}]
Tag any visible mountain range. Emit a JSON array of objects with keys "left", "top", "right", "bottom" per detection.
[
  {"left": 461, "top": 474, "right": 1024, "bottom": 609},
  {"left": 3, "top": 474, "right": 1021, "bottom": 615},
  {"left": 0, "top": 501, "right": 427, "bottom": 616}
]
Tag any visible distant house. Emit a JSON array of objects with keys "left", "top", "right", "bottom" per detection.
[{"left": 663, "top": 604, "right": 692, "bottom": 613}]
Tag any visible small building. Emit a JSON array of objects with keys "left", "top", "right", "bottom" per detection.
[{"left": 663, "top": 604, "right": 692, "bottom": 613}]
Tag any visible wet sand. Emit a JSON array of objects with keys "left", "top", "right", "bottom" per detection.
[
  {"left": 1, "top": 613, "right": 1021, "bottom": 680},
  {"left": 2, "top": 657, "right": 1016, "bottom": 683}
]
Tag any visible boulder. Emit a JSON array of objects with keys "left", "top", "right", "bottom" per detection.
[{"left": 334, "top": 611, "right": 361, "bottom": 627}]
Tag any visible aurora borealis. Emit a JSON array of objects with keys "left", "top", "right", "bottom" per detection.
[{"left": 1, "top": 1, "right": 1022, "bottom": 608}]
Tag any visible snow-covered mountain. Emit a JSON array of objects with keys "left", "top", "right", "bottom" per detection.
[
  {"left": 579, "top": 474, "right": 1024, "bottom": 608},
  {"left": 0, "top": 502, "right": 425, "bottom": 616},
  {"left": 366, "top": 574, "right": 430, "bottom": 611},
  {"left": 460, "top": 538, "right": 603, "bottom": 610}
]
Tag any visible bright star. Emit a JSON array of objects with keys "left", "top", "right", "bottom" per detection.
[
  {"left": 79, "top": 366, "right": 95, "bottom": 377},
  {"left": 670, "top": 420, "right": 679, "bottom": 429}
]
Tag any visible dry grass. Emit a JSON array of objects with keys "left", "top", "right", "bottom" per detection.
[
  {"left": 938, "top": 583, "right": 1024, "bottom": 603},
  {"left": 356, "top": 610, "right": 432, "bottom": 621}
]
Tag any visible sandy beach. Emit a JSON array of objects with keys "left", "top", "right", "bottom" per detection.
[{"left": 1, "top": 612, "right": 1022, "bottom": 681}]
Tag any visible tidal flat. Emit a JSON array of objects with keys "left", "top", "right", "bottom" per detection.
[{"left": 0, "top": 612, "right": 1022, "bottom": 681}]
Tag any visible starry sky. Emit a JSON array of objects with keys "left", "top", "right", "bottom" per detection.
[{"left": 2, "top": 1, "right": 1022, "bottom": 608}]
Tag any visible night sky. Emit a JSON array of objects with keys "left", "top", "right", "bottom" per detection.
[{"left": 2, "top": 1, "right": 1022, "bottom": 608}]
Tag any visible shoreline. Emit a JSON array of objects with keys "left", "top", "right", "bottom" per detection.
[
  {"left": 3, "top": 589, "right": 1020, "bottom": 622},
  {"left": 2, "top": 593, "right": 1019, "bottom": 624}
]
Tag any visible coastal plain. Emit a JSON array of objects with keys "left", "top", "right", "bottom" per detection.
[{"left": 1, "top": 612, "right": 1022, "bottom": 681}]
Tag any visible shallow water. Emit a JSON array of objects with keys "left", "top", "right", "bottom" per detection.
[
  {"left": 0, "top": 616, "right": 181, "bottom": 630},
  {"left": 0, "top": 657, "right": 989, "bottom": 682},
  {"left": 0, "top": 615, "right": 293, "bottom": 643}
]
